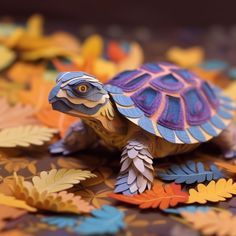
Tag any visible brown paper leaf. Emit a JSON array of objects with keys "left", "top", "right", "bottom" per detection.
[{"left": 0, "top": 98, "right": 39, "bottom": 129}]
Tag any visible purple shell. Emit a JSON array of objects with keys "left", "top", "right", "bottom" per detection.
[{"left": 108, "top": 63, "right": 220, "bottom": 130}]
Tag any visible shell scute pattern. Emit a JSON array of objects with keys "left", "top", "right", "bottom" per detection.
[{"left": 106, "top": 63, "right": 235, "bottom": 144}]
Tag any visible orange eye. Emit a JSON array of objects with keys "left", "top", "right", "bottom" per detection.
[{"left": 77, "top": 84, "right": 88, "bottom": 93}]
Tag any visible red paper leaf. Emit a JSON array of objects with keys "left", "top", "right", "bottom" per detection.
[{"left": 109, "top": 183, "right": 189, "bottom": 209}]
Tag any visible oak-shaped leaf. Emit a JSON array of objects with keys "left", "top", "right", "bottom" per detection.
[
  {"left": 0, "top": 98, "right": 39, "bottom": 129},
  {"left": 181, "top": 210, "right": 236, "bottom": 236},
  {"left": 188, "top": 178, "right": 236, "bottom": 204},
  {"left": 74, "top": 205, "right": 126, "bottom": 235},
  {"left": 32, "top": 168, "right": 96, "bottom": 193},
  {"left": 110, "top": 183, "right": 189, "bottom": 209},
  {"left": 158, "top": 161, "right": 223, "bottom": 184},
  {"left": 0, "top": 125, "right": 57, "bottom": 147}
]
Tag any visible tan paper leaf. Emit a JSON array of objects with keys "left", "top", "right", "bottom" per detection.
[
  {"left": 181, "top": 210, "right": 236, "bottom": 236},
  {"left": 0, "top": 125, "right": 57, "bottom": 147},
  {"left": 10, "top": 174, "right": 93, "bottom": 214},
  {"left": 32, "top": 168, "right": 96, "bottom": 193},
  {"left": 0, "top": 98, "right": 39, "bottom": 129}
]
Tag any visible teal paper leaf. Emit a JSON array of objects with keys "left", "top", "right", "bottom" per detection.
[
  {"left": 158, "top": 161, "right": 223, "bottom": 184},
  {"left": 74, "top": 205, "right": 126, "bottom": 235},
  {"left": 164, "top": 205, "right": 210, "bottom": 214},
  {"left": 41, "top": 216, "right": 81, "bottom": 228}
]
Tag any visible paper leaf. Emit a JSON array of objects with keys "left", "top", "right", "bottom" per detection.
[
  {"left": 32, "top": 168, "right": 96, "bottom": 193},
  {"left": 110, "top": 183, "right": 188, "bottom": 209},
  {"left": 164, "top": 205, "right": 210, "bottom": 215},
  {"left": 81, "top": 34, "right": 103, "bottom": 60},
  {"left": 0, "top": 193, "right": 36, "bottom": 212},
  {"left": 0, "top": 126, "right": 57, "bottom": 147},
  {"left": 74, "top": 205, "right": 126, "bottom": 235},
  {"left": 117, "top": 42, "right": 143, "bottom": 72},
  {"left": 19, "top": 78, "right": 54, "bottom": 111},
  {"left": 0, "top": 98, "right": 39, "bottom": 129},
  {"left": 0, "top": 205, "right": 26, "bottom": 230},
  {"left": 214, "top": 161, "right": 236, "bottom": 173},
  {"left": 36, "top": 108, "right": 78, "bottom": 136},
  {"left": 11, "top": 174, "right": 94, "bottom": 214},
  {"left": 158, "top": 161, "right": 223, "bottom": 184},
  {"left": 0, "top": 45, "right": 16, "bottom": 71},
  {"left": 188, "top": 178, "right": 236, "bottom": 204},
  {"left": 42, "top": 216, "right": 80, "bottom": 229},
  {"left": 166, "top": 46, "right": 204, "bottom": 68},
  {"left": 181, "top": 210, "right": 236, "bottom": 236}
]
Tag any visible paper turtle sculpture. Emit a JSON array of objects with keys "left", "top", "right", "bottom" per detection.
[{"left": 48, "top": 62, "right": 236, "bottom": 195}]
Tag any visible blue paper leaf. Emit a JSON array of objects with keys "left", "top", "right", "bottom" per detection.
[
  {"left": 158, "top": 161, "right": 223, "bottom": 184},
  {"left": 74, "top": 205, "right": 126, "bottom": 235},
  {"left": 41, "top": 216, "right": 81, "bottom": 228},
  {"left": 164, "top": 206, "right": 210, "bottom": 215}
]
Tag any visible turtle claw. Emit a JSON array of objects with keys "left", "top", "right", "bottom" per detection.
[
  {"left": 49, "top": 140, "right": 74, "bottom": 155},
  {"left": 224, "top": 150, "right": 236, "bottom": 159}
]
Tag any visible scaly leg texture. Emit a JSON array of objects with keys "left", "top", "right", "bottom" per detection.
[
  {"left": 115, "top": 138, "right": 154, "bottom": 195},
  {"left": 213, "top": 122, "right": 236, "bottom": 159},
  {"left": 49, "top": 121, "right": 98, "bottom": 155}
]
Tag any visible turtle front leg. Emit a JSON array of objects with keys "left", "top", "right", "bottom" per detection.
[
  {"left": 49, "top": 120, "right": 98, "bottom": 155},
  {"left": 212, "top": 122, "right": 236, "bottom": 159},
  {"left": 115, "top": 136, "right": 154, "bottom": 195}
]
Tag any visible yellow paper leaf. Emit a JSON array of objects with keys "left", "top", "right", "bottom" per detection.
[
  {"left": 166, "top": 46, "right": 204, "bottom": 68},
  {"left": 32, "top": 168, "right": 96, "bottom": 193},
  {"left": 181, "top": 210, "right": 236, "bottom": 236},
  {"left": 0, "top": 45, "right": 16, "bottom": 71},
  {"left": 26, "top": 14, "right": 44, "bottom": 37},
  {"left": 81, "top": 34, "right": 103, "bottom": 59},
  {"left": 0, "top": 126, "right": 57, "bottom": 147},
  {"left": 0, "top": 193, "right": 36, "bottom": 212},
  {"left": 188, "top": 178, "right": 236, "bottom": 204}
]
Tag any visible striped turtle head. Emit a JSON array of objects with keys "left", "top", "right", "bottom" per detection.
[{"left": 48, "top": 72, "right": 109, "bottom": 117}]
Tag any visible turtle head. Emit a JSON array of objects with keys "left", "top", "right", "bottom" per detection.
[{"left": 48, "top": 72, "right": 110, "bottom": 118}]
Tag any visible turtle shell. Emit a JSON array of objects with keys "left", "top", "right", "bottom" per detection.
[{"left": 104, "top": 62, "right": 236, "bottom": 144}]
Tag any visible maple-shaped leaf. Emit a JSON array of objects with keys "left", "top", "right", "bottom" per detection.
[
  {"left": 181, "top": 210, "right": 236, "bottom": 236},
  {"left": 10, "top": 174, "right": 94, "bottom": 214},
  {"left": 0, "top": 125, "right": 57, "bottom": 147},
  {"left": 158, "top": 161, "right": 223, "bottom": 184},
  {"left": 19, "top": 78, "right": 54, "bottom": 111},
  {"left": 32, "top": 168, "right": 96, "bottom": 193},
  {"left": 0, "top": 98, "right": 39, "bottom": 129},
  {"left": 36, "top": 108, "right": 78, "bottom": 136},
  {"left": 188, "top": 178, "right": 236, "bottom": 204},
  {"left": 0, "top": 193, "right": 36, "bottom": 212},
  {"left": 110, "top": 183, "right": 189, "bottom": 209},
  {"left": 74, "top": 205, "right": 126, "bottom": 235}
]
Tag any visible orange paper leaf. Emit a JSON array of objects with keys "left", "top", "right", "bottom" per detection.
[
  {"left": 36, "top": 107, "right": 78, "bottom": 136},
  {"left": 110, "top": 183, "right": 188, "bottom": 209}
]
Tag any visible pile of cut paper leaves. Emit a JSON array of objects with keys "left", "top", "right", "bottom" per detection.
[{"left": 0, "top": 15, "right": 236, "bottom": 236}]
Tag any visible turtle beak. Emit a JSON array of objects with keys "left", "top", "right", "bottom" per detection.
[{"left": 48, "top": 82, "right": 62, "bottom": 103}]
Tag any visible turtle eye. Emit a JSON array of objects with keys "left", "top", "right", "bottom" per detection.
[{"left": 76, "top": 84, "right": 89, "bottom": 93}]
